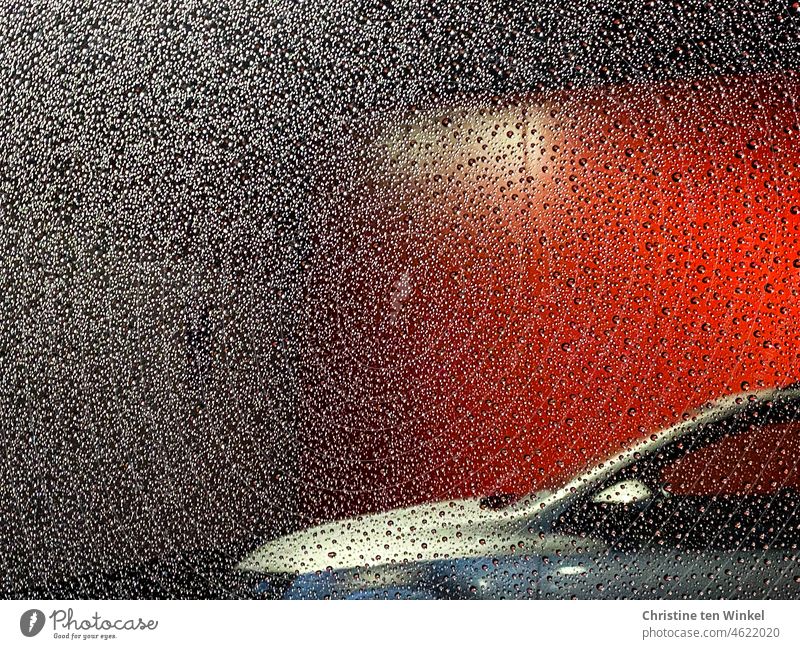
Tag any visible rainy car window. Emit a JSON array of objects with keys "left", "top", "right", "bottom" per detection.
[
  {"left": 661, "top": 421, "right": 800, "bottom": 495},
  {"left": 554, "top": 415, "right": 800, "bottom": 553},
  {"left": 4, "top": 0, "right": 800, "bottom": 604}
]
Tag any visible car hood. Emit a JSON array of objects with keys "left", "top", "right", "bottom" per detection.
[{"left": 237, "top": 492, "right": 607, "bottom": 574}]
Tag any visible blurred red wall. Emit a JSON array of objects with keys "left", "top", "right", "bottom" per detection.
[{"left": 295, "top": 72, "right": 800, "bottom": 524}]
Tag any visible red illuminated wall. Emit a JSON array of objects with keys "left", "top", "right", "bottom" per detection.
[{"left": 295, "top": 72, "right": 800, "bottom": 524}]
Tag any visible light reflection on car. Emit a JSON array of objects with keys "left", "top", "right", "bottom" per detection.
[{"left": 236, "top": 386, "right": 800, "bottom": 599}]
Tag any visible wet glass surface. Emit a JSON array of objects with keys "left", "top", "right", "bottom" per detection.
[{"left": 2, "top": 0, "right": 800, "bottom": 599}]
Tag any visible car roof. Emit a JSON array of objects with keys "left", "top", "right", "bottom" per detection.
[{"left": 538, "top": 386, "right": 800, "bottom": 515}]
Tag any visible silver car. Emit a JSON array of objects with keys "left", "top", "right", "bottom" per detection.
[{"left": 237, "top": 386, "right": 800, "bottom": 599}]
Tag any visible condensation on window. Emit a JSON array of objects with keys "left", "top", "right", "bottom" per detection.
[{"left": 2, "top": 0, "right": 799, "bottom": 599}]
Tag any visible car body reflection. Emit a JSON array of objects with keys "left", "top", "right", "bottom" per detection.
[{"left": 237, "top": 386, "right": 800, "bottom": 598}]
